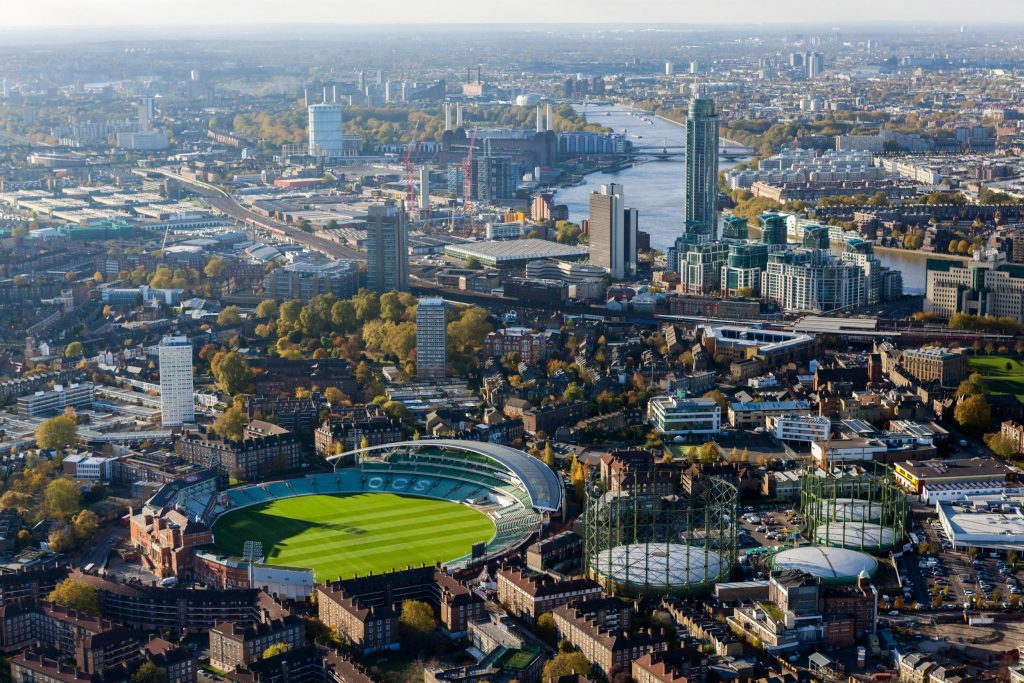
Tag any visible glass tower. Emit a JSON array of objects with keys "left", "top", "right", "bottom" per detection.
[{"left": 684, "top": 91, "right": 719, "bottom": 229}]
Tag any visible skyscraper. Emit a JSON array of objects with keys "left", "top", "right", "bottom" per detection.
[
  {"left": 365, "top": 202, "right": 409, "bottom": 293},
  {"left": 416, "top": 297, "right": 447, "bottom": 379},
  {"left": 308, "top": 103, "right": 345, "bottom": 158},
  {"left": 158, "top": 336, "right": 194, "bottom": 427},
  {"left": 588, "top": 183, "right": 637, "bottom": 280},
  {"left": 684, "top": 91, "right": 719, "bottom": 231}
]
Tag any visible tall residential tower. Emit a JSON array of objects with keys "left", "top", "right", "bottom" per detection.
[
  {"left": 158, "top": 336, "right": 194, "bottom": 427},
  {"left": 308, "top": 103, "right": 345, "bottom": 158},
  {"left": 416, "top": 297, "right": 447, "bottom": 379},
  {"left": 365, "top": 203, "right": 409, "bottom": 293},
  {"left": 588, "top": 183, "right": 638, "bottom": 280},
  {"left": 684, "top": 91, "right": 719, "bottom": 231}
]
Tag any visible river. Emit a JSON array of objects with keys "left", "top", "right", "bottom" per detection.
[{"left": 553, "top": 105, "right": 929, "bottom": 293}]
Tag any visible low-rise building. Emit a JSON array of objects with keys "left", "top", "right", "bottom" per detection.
[
  {"left": 893, "top": 457, "right": 1015, "bottom": 494},
  {"left": 176, "top": 426, "right": 301, "bottom": 482},
  {"left": 632, "top": 647, "right": 708, "bottom": 683},
  {"left": 769, "top": 414, "right": 831, "bottom": 444},
  {"left": 209, "top": 616, "right": 306, "bottom": 671},
  {"left": 551, "top": 598, "right": 666, "bottom": 679},
  {"left": 496, "top": 568, "right": 602, "bottom": 621},
  {"left": 728, "top": 401, "right": 812, "bottom": 429},
  {"left": 129, "top": 509, "right": 213, "bottom": 580},
  {"left": 647, "top": 395, "right": 721, "bottom": 436}
]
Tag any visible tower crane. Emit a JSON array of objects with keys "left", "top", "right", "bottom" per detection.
[{"left": 461, "top": 127, "right": 478, "bottom": 234}]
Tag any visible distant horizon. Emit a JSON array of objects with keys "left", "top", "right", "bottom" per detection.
[{"left": 0, "top": 0, "right": 1013, "bottom": 30}]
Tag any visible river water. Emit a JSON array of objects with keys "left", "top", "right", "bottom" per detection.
[{"left": 553, "top": 105, "right": 928, "bottom": 292}]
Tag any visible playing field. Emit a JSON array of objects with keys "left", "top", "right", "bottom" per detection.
[
  {"left": 212, "top": 493, "right": 496, "bottom": 581},
  {"left": 968, "top": 356, "right": 1024, "bottom": 400}
]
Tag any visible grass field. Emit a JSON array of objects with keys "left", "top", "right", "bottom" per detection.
[
  {"left": 968, "top": 356, "right": 1024, "bottom": 400},
  {"left": 212, "top": 493, "right": 495, "bottom": 581}
]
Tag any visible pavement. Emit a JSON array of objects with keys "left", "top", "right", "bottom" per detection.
[{"left": 79, "top": 527, "right": 127, "bottom": 570}]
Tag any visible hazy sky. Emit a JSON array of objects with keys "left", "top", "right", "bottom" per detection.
[{"left": 1, "top": 0, "right": 1003, "bottom": 27}]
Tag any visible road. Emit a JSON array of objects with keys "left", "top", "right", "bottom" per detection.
[{"left": 79, "top": 527, "right": 127, "bottom": 570}]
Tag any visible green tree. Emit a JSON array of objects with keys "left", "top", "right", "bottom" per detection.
[
  {"left": 48, "top": 579, "right": 99, "bottom": 615},
  {"left": 64, "top": 341, "right": 84, "bottom": 357},
  {"left": 562, "top": 383, "right": 585, "bottom": 403},
  {"left": 379, "top": 291, "right": 405, "bottom": 323},
  {"left": 217, "top": 305, "right": 242, "bottom": 327},
  {"left": 132, "top": 662, "right": 167, "bottom": 683},
  {"left": 45, "top": 478, "right": 81, "bottom": 519},
  {"left": 956, "top": 373, "right": 989, "bottom": 397},
  {"left": 955, "top": 395, "right": 992, "bottom": 433},
  {"left": 535, "top": 612, "right": 557, "bottom": 645},
  {"left": 262, "top": 643, "right": 291, "bottom": 659},
  {"left": 542, "top": 652, "right": 593, "bottom": 681},
  {"left": 211, "top": 351, "right": 250, "bottom": 395},
  {"left": 36, "top": 415, "right": 78, "bottom": 450}
]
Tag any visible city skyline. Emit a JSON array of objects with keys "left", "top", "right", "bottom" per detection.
[{"left": 0, "top": 1, "right": 1009, "bottom": 28}]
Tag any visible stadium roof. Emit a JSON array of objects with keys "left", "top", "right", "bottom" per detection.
[{"left": 333, "top": 439, "right": 563, "bottom": 511}]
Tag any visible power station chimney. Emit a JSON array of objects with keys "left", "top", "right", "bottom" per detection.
[
  {"left": 477, "top": 66, "right": 482, "bottom": 83},
  {"left": 456, "top": 103, "right": 463, "bottom": 129},
  {"left": 304, "top": 88, "right": 309, "bottom": 107},
  {"left": 546, "top": 102, "right": 553, "bottom": 131},
  {"left": 332, "top": 85, "right": 337, "bottom": 103},
  {"left": 322, "top": 86, "right": 328, "bottom": 104},
  {"left": 536, "top": 104, "right": 543, "bottom": 133},
  {"left": 444, "top": 103, "right": 452, "bottom": 131},
  {"left": 466, "top": 66, "right": 472, "bottom": 83}
]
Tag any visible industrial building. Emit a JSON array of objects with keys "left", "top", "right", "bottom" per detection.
[{"left": 444, "top": 238, "right": 588, "bottom": 267}]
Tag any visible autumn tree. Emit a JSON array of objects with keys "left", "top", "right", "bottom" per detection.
[
  {"left": 64, "top": 341, "right": 84, "bottom": 357},
  {"left": 399, "top": 599, "right": 436, "bottom": 650},
  {"left": 217, "top": 305, "right": 242, "bottom": 327},
  {"left": 212, "top": 404, "right": 247, "bottom": 441},
  {"left": 45, "top": 478, "right": 81, "bottom": 520},
  {"left": 263, "top": 643, "right": 291, "bottom": 659},
  {"left": 543, "top": 653, "right": 593, "bottom": 681},
  {"left": 36, "top": 415, "right": 78, "bottom": 450},
  {"left": 211, "top": 351, "right": 250, "bottom": 395},
  {"left": 132, "top": 662, "right": 166, "bottom": 683},
  {"left": 955, "top": 394, "right": 991, "bottom": 433},
  {"left": 48, "top": 579, "right": 99, "bottom": 614},
  {"left": 256, "top": 299, "right": 279, "bottom": 320},
  {"left": 72, "top": 509, "right": 99, "bottom": 541}
]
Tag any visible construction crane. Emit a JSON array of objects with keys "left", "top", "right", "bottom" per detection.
[
  {"left": 402, "top": 121, "right": 422, "bottom": 214},
  {"left": 461, "top": 127, "right": 478, "bottom": 234}
]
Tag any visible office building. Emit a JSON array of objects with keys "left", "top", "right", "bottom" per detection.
[
  {"left": 308, "top": 103, "right": 345, "bottom": 158},
  {"left": 159, "top": 336, "right": 194, "bottom": 427},
  {"left": 365, "top": 203, "right": 409, "bottom": 293},
  {"left": 647, "top": 395, "right": 721, "bottom": 435},
  {"left": 416, "top": 297, "right": 447, "bottom": 379},
  {"left": 806, "top": 52, "right": 825, "bottom": 79},
  {"left": 770, "top": 414, "right": 831, "bottom": 444},
  {"left": 925, "top": 250, "right": 1024, "bottom": 322},
  {"left": 588, "top": 183, "right": 638, "bottom": 280},
  {"left": 684, "top": 92, "right": 719, "bottom": 229},
  {"left": 263, "top": 260, "right": 361, "bottom": 301},
  {"left": 17, "top": 383, "right": 94, "bottom": 417}
]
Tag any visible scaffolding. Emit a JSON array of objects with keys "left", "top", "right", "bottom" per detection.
[
  {"left": 800, "top": 465, "right": 907, "bottom": 551},
  {"left": 583, "top": 478, "right": 738, "bottom": 596}
]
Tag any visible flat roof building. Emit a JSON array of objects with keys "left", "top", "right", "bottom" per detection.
[{"left": 444, "top": 238, "right": 588, "bottom": 267}]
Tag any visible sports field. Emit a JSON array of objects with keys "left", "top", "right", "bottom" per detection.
[
  {"left": 212, "top": 493, "right": 496, "bottom": 581},
  {"left": 968, "top": 356, "right": 1024, "bottom": 400}
]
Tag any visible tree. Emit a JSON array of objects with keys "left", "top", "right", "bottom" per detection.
[
  {"left": 324, "top": 387, "right": 347, "bottom": 406},
  {"left": 399, "top": 600, "right": 436, "bottom": 647},
  {"left": 45, "top": 478, "right": 81, "bottom": 520},
  {"left": 36, "top": 415, "right": 78, "bottom": 450},
  {"left": 211, "top": 351, "right": 250, "bottom": 395},
  {"left": 212, "top": 405, "right": 247, "bottom": 441},
  {"left": 542, "top": 442, "right": 556, "bottom": 469},
  {"left": 542, "top": 653, "right": 593, "bottom": 681},
  {"left": 703, "top": 389, "right": 729, "bottom": 412},
  {"left": 72, "top": 509, "right": 99, "bottom": 541},
  {"left": 263, "top": 643, "right": 292, "bottom": 659},
  {"left": 47, "top": 525, "right": 74, "bottom": 552},
  {"left": 217, "top": 305, "right": 243, "bottom": 327},
  {"left": 562, "top": 383, "right": 585, "bottom": 403},
  {"left": 64, "top": 341, "right": 84, "bottom": 357},
  {"left": 955, "top": 394, "right": 991, "bottom": 433},
  {"left": 447, "top": 307, "right": 493, "bottom": 364},
  {"left": 699, "top": 442, "right": 719, "bottom": 463},
  {"left": 535, "top": 612, "right": 557, "bottom": 645},
  {"left": 956, "top": 373, "right": 988, "bottom": 397},
  {"left": 256, "top": 299, "right": 279, "bottom": 320},
  {"left": 132, "top": 662, "right": 166, "bottom": 683},
  {"left": 48, "top": 579, "right": 99, "bottom": 615},
  {"left": 379, "top": 291, "right": 405, "bottom": 323}
]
